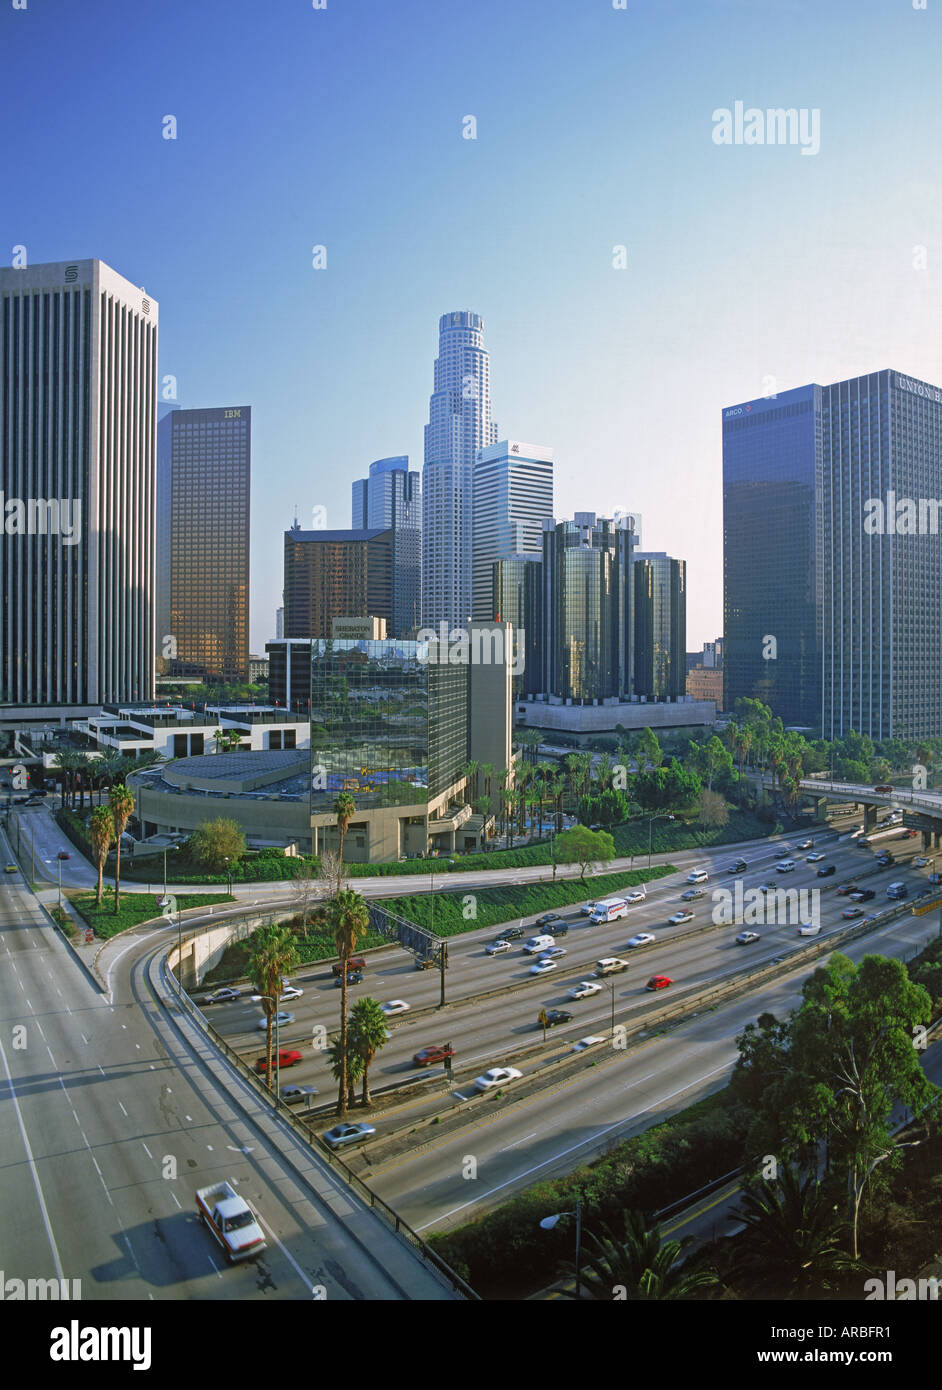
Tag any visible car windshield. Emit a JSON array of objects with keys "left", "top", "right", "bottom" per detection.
[{"left": 226, "top": 1210, "right": 256, "bottom": 1232}]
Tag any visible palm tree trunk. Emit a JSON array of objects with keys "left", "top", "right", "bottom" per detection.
[
  {"left": 114, "top": 842, "right": 122, "bottom": 912},
  {"left": 337, "top": 971, "right": 348, "bottom": 1117}
]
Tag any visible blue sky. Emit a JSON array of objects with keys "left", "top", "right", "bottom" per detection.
[{"left": 3, "top": 0, "right": 940, "bottom": 651}]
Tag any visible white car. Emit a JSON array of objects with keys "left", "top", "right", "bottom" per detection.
[
  {"left": 486, "top": 940, "right": 511, "bottom": 955},
  {"left": 279, "top": 986, "right": 303, "bottom": 1002},
  {"left": 735, "top": 931, "right": 761, "bottom": 944},
  {"left": 776, "top": 860, "right": 796, "bottom": 873},
  {"left": 624, "top": 889, "right": 646, "bottom": 904},
  {"left": 474, "top": 1066, "right": 522, "bottom": 1091},
  {"left": 913, "top": 856, "right": 930, "bottom": 868},
  {"left": 568, "top": 980, "right": 602, "bottom": 1000},
  {"left": 571, "top": 1036, "right": 606, "bottom": 1052},
  {"left": 627, "top": 932, "right": 656, "bottom": 948},
  {"left": 256, "top": 1011, "right": 294, "bottom": 1029},
  {"left": 797, "top": 923, "right": 821, "bottom": 936},
  {"left": 580, "top": 901, "right": 595, "bottom": 916},
  {"left": 668, "top": 910, "right": 695, "bottom": 926},
  {"left": 686, "top": 868, "right": 709, "bottom": 884},
  {"left": 530, "top": 958, "right": 558, "bottom": 975},
  {"left": 539, "top": 945, "right": 567, "bottom": 959},
  {"left": 380, "top": 1000, "right": 410, "bottom": 1015},
  {"left": 806, "top": 852, "right": 825, "bottom": 862}
]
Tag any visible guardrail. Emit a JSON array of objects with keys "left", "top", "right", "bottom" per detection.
[{"left": 161, "top": 938, "right": 479, "bottom": 1300}]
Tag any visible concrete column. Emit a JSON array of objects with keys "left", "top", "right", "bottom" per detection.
[{"left": 863, "top": 804, "right": 877, "bottom": 833}]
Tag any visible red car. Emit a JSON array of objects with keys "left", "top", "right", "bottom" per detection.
[
  {"left": 836, "top": 883, "right": 859, "bottom": 896},
  {"left": 412, "top": 1044, "right": 455, "bottom": 1067},
  {"left": 255, "top": 1049, "right": 303, "bottom": 1074},
  {"left": 57, "top": 851, "right": 70, "bottom": 860},
  {"left": 332, "top": 957, "right": 366, "bottom": 978},
  {"left": 646, "top": 974, "right": 674, "bottom": 991}
]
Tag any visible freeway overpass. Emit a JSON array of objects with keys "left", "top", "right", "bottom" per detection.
[{"left": 767, "top": 776, "right": 942, "bottom": 846}]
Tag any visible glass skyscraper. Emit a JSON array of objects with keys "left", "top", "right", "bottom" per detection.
[
  {"left": 423, "top": 311, "right": 498, "bottom": 628},
  {"left": 541, "top": 514, "right": 637, "bottom": 703},
  {"left": 351, "top": 456, "right": 421, "bottom": 635},
  {"left": 158, "top": 405, "right": 251, "bottom": 682},
  {"left": 493, "top": 555, "right": 543, "bottom": 700},
  {"left": 0, "top": 259, "right": 157, "bottom": 711},
  {"left": 723, "top": 371, "right": 942, "bottom": 739},
  {"left": 633, "top": 552, "right": 687, "bottom": 702},
  {"left": 283, "top": 524, "right": 392, "bottom": 639}
]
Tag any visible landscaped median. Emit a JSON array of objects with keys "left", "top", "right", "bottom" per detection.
[
  {"left": 66, "top": 889, "right": 235, "bottom": 940},
  {"left": 376, "top": 865, "right": 677, "bottom": 935}
]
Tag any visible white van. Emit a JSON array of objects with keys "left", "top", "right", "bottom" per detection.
[
  {"left": 524, "top": 934, "right": 556, "bottom": 954},
  {"left": 589, "top": 897, "right": 628, "bottom": 924},
  {"left": 776, "top": 859, "right": 796, "bottom": 873}
]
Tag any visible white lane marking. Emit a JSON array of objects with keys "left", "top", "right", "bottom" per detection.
[
  {"left": 46, "top": 1046, "right": 56, "bottom": 1067},
  {"left": 80, "top": 1034, "right": 88, "bottom": 1045},
  {"left": 105, "top": 926, "right": 164, "bottom": 1005},
  {"left": 56, "top": 987, "right": 62, "bottom": 998},
  {"left": 500, "top": 1132, "right": 538, "bottom": 1151},
  {"left": 256, "top": 1216, "right": 314, "bottom": 1291},
  {"left": 98, "top": 1066, "right": 105, "bottom": 1076},
  {"left": 35, "top": 1022, "right": 45, "bottom": 1041},
  {"left": 207, "top": 1254, "right": 222, "bottom": 1278},
  {"left": 118, "top": 1101, "right": 128, "bottom": 1117},
  {"left": 0, "top": 1036, "right": 66, "bottom": 1280},
  {"left": 185, "top": 1115, "right": 192, "bottom": 1122},
  {"left": 415, "top": 1057, "right": 732, "bottom": 1230},
  {"left": 142, "top": 1143, "right": 153, "bottom": 1159},
  {"left": 169, "top": 1190, "right": 181, "bottom": 1209}
]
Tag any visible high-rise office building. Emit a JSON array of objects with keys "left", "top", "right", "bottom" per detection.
[
  {"left": 472, "top": 439, "right": 554, "bottom": 621},
  {"left": 492, "top": 555, "right": 543, "bottom": 700},
  {"left": 283, "top": 523, "right": 392, "bottom": 639},
  {"left": 156, "top": 405, "right": 251, "bottom": 682},
  {"left": 633, "top": 552, "right": 687, "bottom": 702},
  {"left": 275, "top": 605, "right": 284, "bottom": 639},
  {"left": 723, "top": 370, "right": 942, "bottom": 739},
  {"left": 309, "top": 625, "right": 512, "bottom": 862},
  {"left": 351, "top": 456, "right": 421, "bottom": 635},
  {"left": 541, "top": 513, "right": 637, "bottom": 703},
  {"left": 423, "top": 311, "right": 498, "bottom": 628},
  {"left": 722, "top": 385, "right": 820, "bottom": 727},
  {"left": 0, "top": 259, "right": 158, "bottom": 712}
]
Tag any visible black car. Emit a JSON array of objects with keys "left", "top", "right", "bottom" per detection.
[
  {"left": 817, "top": 865, "right": 836, "bottom": 877},
  {"left": 851, "top": 889, "right": 876, "bottom": 902},
  {"left": 876, "top": 854, "right": 894, "bottom": 866},
  {"left": 334, "top": 969, "right": 363, "bottom": 987},
  {"left": 543, "top": 919, "right": 569, "bottom": 936},
  {"left": 501, "top": 925, "right": 525, "bottom": 940},
  {"left": 728, "top": 859, "right": 748, "bottom": 873},
  {"left": 543, "top": 1009, "right": 573, "bottom": 1028},
  {"left": 534, "top": 913, "right": 559, "bottom": 929},
  {"left": 913, "top": 886, "right": 934, "bottom": 899}
]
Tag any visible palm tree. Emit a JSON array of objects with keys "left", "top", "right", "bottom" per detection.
[
  {"left": 52, "top": 750, "right": 78, "bottom": 810},
  {"left": 88, "top": 806, "right": 115, "bottom": 907},
  {"left": 330, "top": 889, "right": 370, "bottom": 1117},
  {"left": 559, "top": 1212, "right": 716, "bottom": 1300},
  {"left": 108, "top": 783, "right": 135, "bottom": 912},
  {"left": 248, "top": 922, "right": 300, "bottom": 1090},
  {"left": 95, "top": 750, "right": 126, "bottom": 804},
  {"left": 729, "top": 1167, "right": 852, "bottom": 1297},
  {"left": 461, "top": 760, "right": 479, "bottom": 806},
  {"left": 325, "top": 1037, "right": 365, "bottom": 1110},
  {"left": 479, "top": 762, "right": 495, "bottom": 806},
  {"left": 501, "top": 788, "right": 516, "bottom": 849},
  {"left": 347, "top": 996, "right": 389, "bottom": 1105},
  {"left": 332, "top": 792, "right": 357, "bottom": 896}
]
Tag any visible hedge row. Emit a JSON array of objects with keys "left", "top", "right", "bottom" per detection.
[{"left": 378, "top": 864, "right": 676, "bottom": 936}]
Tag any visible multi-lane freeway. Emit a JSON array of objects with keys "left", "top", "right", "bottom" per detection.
[{"left": 0, "top": 822, "right": 458, "bottom": 1301}]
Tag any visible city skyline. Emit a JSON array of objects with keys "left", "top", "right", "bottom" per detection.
[{"left": 5, "top": 1, "right": 940, "bottom": 655}]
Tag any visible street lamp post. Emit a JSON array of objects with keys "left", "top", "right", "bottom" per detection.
[
  {"left": 224, "top": 855, "right": 232, "bottom": 895},
  {"left": 539, "top": 1197, "right": 583, "bottom": 1298},
  {"left": 610, "top": 979, "right": 615, "bottom": 1036},
  {"left": 162, "top": 843, "right": 179, "bottom": 898}
]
